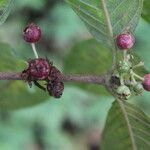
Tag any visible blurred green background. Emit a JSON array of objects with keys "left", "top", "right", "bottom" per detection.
[{"left": 0, "top": 0, "right": 149, "bottom": 150}]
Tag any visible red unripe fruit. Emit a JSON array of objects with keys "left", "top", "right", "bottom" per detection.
[
  {"left": 116, "top": 33, "right": 135, "bottom": 50},
  {"left": 142, "top": 74, "right": 150, "bottom": 91},
  {"left": 28, "top": 58, "right": 51, "bottom": 80},
  {"left": 23, "top": 23, "right": 41, "bottom": 43}
]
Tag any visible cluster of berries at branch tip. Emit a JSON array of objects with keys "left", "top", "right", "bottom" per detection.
[
  {"left": 21, "top": 23, "right": 64, "bottom": 98},
  {"left": 115, "top": 32, "right": 150, "bottom": 100}
]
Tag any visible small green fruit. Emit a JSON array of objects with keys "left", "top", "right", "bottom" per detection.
[
  {"left": 117, "top": 85, "right": 131, "bottom": 100},
  {"left": 133, "top": 83, "right": 143, "bottom": 95},
  {"left": 118, "top": 61, "right": 131, "bottom": 75}
]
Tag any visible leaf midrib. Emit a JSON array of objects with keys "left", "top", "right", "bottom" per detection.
[
  {"left": 101, "top": 0, "right": 113, "bottom": 39},
  {"left": 100, "top": 0, "right": 117, "bottom": 70},
  {"left": 117, "top": 99, "right": 137, "bottom": 150}
]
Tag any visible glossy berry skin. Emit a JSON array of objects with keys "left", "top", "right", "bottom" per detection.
[
  {"left": 116, "top": 33, "right": 135, "bottom": 50},
  {"left": 28, "top": 58, "right": 51, "bottom": 80},
  {"left": 142, "top": 74, "right": 150, "bottom": 91},
  {"left": 23, "top": 23, "right": 41, "bottom": 43},
  {"left": 47, "top": 81, "right": 64, "bottom": 98}
]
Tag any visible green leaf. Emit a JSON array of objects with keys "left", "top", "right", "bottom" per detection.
[
  {"left": 65, "top": 0, "right": 143, "bottom": 48},
  {"left": 101, "top": 100, "right": 150, "bottom": 150},
  {"left": 0, "top": 43, "right": 25, "bottom": 71},
  {"left": 0, "top": 43, "right": 48, "bottom": 110},
  {"left": 64, "top": 39, "right": 111, "bottom": 95},
  {"left": 142, "top": 0, "right": 150, "bottom": 23},
  {"left": 0, "top": 0, "right": 13, "bottom": 25},
  {"left": 132, "top": 91, "right": 150, "bottom": 116}
]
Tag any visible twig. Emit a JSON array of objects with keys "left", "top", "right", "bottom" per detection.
[
  {"left": 0, "top": 72, "right": 106, "bottom": 85},
  {"left": 62, "top": 74, "right": 106, "bottom": 84},
  {"left": 0, "top": 72, "right": 21, "bottom": 80}
]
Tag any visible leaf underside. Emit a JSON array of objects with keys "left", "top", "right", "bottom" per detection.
[
  {"left": 66, "top": 0, "right": 143, "bottom": 48},
  {"left": 101, "top": 100, "right": 150, "bottom": 150}
]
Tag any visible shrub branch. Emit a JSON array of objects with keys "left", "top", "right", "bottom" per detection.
[{"left": 0, "top": 72, "right": 107, "bottom": 85}]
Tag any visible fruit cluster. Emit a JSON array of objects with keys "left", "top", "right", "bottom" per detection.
[
  {"left": 21, "top": 23, "right": 64, "bottom": 98},
  {"left": 21, "top": 58, "right": 64, "bottom": 98},
  {"left": 21, "top": 23, "right": 150, "bottom": 100},
  {"left": 115, "top": 33, "right": 150, "bottom": 100}
]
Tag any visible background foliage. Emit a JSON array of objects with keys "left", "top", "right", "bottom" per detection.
[{"left": 0, "top": 0, "right": 149, "bottom": 150}]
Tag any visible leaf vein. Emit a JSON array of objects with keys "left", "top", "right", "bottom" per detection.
[
  {"left": 127, "top": 113, "right": 150, "bottom": 128},
  {"left": 134, "top": 134, "right": 150, "bottom": 146}
]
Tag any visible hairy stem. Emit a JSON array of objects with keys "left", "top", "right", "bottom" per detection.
[
  {"left": 0, "top": 72, "right": 106, "bottom": 85},
  {"left": 62, "top": 74, "right": 106, "bottom": 84}
]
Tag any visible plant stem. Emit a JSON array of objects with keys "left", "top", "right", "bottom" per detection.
[
  {"left": 132, "top": 61, "right": 144, "bottom": 69},
  {"left": 130, "top": 70, "right": 144, "bottom": 81},
  {"left": 0, "top": 72, "right": 106, "bottom": 85},
  {"left": 31, "top": 43, "right": 39, "bottom": 58},
  {"left": 120, "top": 75, "right": 125, "bottom": 85},
  {"left": 130, "top": 70, "right": 136, "bottom": 84},
  {"left": 111, "top": 47, "right": 117, "bottom": 71},
  {"left": 62, "top": 74, "right": 106, "bottom": 84},
  {"left": 123, "top": 51, "right": 127, "bottom": 61}
]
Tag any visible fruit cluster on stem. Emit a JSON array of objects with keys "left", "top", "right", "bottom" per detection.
[
  {"left": 114, "top": 33, "right": 150, "bottom": 100},
  {"left": 19, "top": 24, "right": 150, "bottom": 99},
  {"left": 22, "top": 23, "right": 64, "bottom": 98}
]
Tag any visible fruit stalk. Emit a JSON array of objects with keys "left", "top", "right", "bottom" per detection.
[{"left": 31, "top": 43, "right": 39, "bottom": 58}]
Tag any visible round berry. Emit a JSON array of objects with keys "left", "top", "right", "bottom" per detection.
[
  {"left": 28, "top": 58, "right": 51, "bottom": 80},
  {"left": 117, "top": 85, "right": 131, "bottom": 100},
  {"left": 47, "top": 81, "right": 64, "bottom": 98},
  {"left": 116, "top": 33, "right": 135, "bottom": 50},
  {"left": 142, "top": 74, "right": 150, "bottom": 91},
  {"left": 23, "top": 23, "right": 41, "bottom": 43}
]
